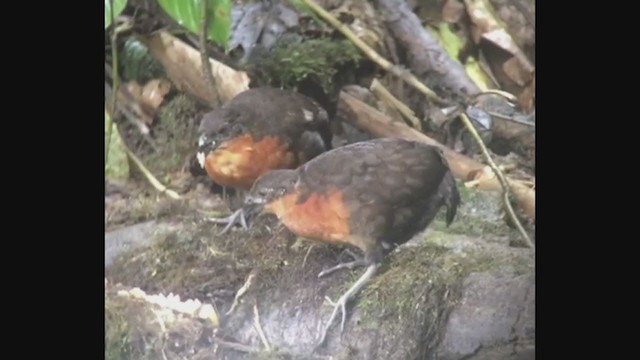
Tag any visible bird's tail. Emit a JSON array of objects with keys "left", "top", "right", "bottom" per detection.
[{"left": 440, "top": 170, "right": 461, "bottom": 227}]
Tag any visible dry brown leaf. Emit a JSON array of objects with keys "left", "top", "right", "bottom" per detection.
[
  {"left": 442, "top": 0, "right": 466, "bottom": 23},
  {"left": 464, "top": 165, "right": 496, "bottom": 188},
  {"left": 125, "top": 81, "right": 143, "bottom": 100},
  {"left": 464, "top": 1, "right": 534, "bottom": 69},
  {"left": 465, "top": 0, "right": 533, "bottom": 99},
  {"left": 117, "top": 81, "right": 154, "bottom": 128},
  {"left": 465, "top": 0, "right": 500, "bottom": 43},
  {"left": 141, "top": 79, "right": 172, "bottom": 111},
  {"left": 517, "top": 74, "right": 535, "bottom": 112},
  {"left": 139, "top": 31, "right": 250, "bottom": 106},
  {"left": 502, "top": 56, "right": 530, "bottom": 86}
]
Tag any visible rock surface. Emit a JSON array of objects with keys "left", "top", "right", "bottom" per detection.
[{"left": 105, "top": 211, "right": 534, "bottom": 360}]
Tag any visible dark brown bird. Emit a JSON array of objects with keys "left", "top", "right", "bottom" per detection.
[
  {"left": 196, "top": 87, "right": 331, "bottom": 233},
  {"left": 241, "top": 137, "right": 461, "bottom": 346}
]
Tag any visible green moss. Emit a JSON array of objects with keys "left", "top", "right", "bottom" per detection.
[
  {"left": 248, "top": 38, "right": 361, "bottom": 93},
  {"left": 355, "top": 243, "right": 453, "bottom": 324},
  {"left": 105, "top": 298, "right": 135, "bottom": 360},
  {"left": 350, "top": 227, "right": 526, "bottom": 347},
  {"left": 431, "top": 182, "right": 517, "bottom": 237},
  {"left": 137, "top": 94, "right": 202, "bottom": 175},
  {"left": 105, "top": 295, "right": 153, "bottom": 360}
]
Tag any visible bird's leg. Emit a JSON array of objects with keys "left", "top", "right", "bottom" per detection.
[
  {"left": 317, "top": 248, "right": 365, "bottom": 278},
  {"left": 316, "top": 263, "right": 380, "bottom": 347},
  {"left": 317, "top": 259, "right": 367, "bottom": 278}
]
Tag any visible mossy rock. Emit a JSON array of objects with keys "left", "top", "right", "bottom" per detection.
[{"left": 106, "top": 185, "right": 533, "bottom": 359}]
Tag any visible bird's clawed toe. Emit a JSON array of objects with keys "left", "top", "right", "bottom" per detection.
[{"left": 207, "top": 209, "right": 248, "bottom": 234}]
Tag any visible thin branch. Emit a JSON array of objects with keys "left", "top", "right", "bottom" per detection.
[
  {"left": 124, "top": 146, "right": 182, "bottom": 200},
  {"left": 459, "top": 113, "right": 534, "bottom": 249},
  {"left": 487, "top": 111, "right": 535, "bottom": 127},
  {"left": 214, "top": 337, "right": 262, "bottom": 353},
  {"left": 253, "top": 303, "right": 271, "bottom": 352},
  {"left": 225, "top": 271, "right": 257, "bottom": 316},
  {"left": 302, "top": 0, "right": 534, "bottom": 246},
  {"left": 299, "top": 0, "right": 447, "bottom": 105},
  {"left": 302, "top": 244, "right": 315, "bottom": 268},
  {"left": 370, "top": 78, "right": 422, "bottom": 130},
  {"left": 213, "top": 336, "right": 331, "bottom": 359},
  {"left": 199, "top": 0, "right": 220, "bottom": 107}
]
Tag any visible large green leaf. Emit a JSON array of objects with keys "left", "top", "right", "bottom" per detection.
[
  {"left": 157, "top": 0, "right": 231, "bottom": 49},
  {"left": 105, "top": 0, "right": 128, "bottom": 29}
]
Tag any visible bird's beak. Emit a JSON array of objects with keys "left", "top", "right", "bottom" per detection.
[{"left": 242, "top": 197, "right": 265, "bottom": 228}]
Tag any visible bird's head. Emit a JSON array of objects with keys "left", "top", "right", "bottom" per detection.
[
  {"left": 196, "top": 109, "right": 233, "bottom": 169},
  {"left": 242, "top": 169, "right": 298, "bottom": 226}
]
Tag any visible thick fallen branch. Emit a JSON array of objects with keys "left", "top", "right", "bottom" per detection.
[
  {"left": 375, "top": 0, "right": 534, "bottom": 160},
  {"left": 299, "top": 0, "right": 446, "bottom": 105},
  {"left": 138, "top": 31, "right": 250, "bottom": 106},
  {"left": 376, "top": 0, "right": 479, "bottom": 100},
  {"left": 337, "top": 90, "right": 535, "bottom": 221}
]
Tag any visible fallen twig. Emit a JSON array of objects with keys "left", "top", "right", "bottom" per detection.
[
  {"left": 487, "top": 111, "right": 535, "bottom": 127},
  {"left": 253, "top": 303, "right": 271, "bottom": 352},
  {"left": 124, "top": 146, "right": 182, "bottom": 200},
  {"left": 370, "top": 79, "right": 422, "bottom": 130},
  {"left": 300, "top": 0, "right": 446, "bottom": 105},
  {"left": 377, "top": 0, "right": 481, "bottom": 100},
  {"left": 226, "top": 271, "right": 257, "bottom": 316},
  {"left": 459, "top": 113, "right": 533, "bottom": 248},
  {"left": 303, "top": 0, "right": 534, "bottom": 243},
  {"left": 213, "top": 336, "right": 332, "bottom": 359},
  {"left": 214, "top": 337, "right": 261, "bottom": 353},
  {"left": 302, "top": 244, "right": 315, "bottom": 268}
]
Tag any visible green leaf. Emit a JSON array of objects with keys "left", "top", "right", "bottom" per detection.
[
  {"left": 157, "top": 0, "right": 231, "bottom": 49},
  {"left": 435, "top": 22, "right": 464, "bottom": 60},
  {"left": 105, "top": 0, "right": 128, "bottom": 29}
]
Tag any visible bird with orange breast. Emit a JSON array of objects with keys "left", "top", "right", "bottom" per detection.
[
  {"left": 241, "top": 137, "right": 461, "bottom": 346},
  {"left": 196, "top": 87, "right": 331, "bottom": 233}
]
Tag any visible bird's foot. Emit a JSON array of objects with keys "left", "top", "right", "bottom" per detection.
[
  {"left": 316, "top": 293, "right": 349, "bottom": 347},
  {"left": 315, "top": 264, "right": 380, "bottom": 349},
  {"left": 207, "top": 208, "right": 247, "bottom": 234}
]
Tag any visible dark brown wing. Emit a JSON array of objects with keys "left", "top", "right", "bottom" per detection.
[
  {"left": 199, "top": 87, "right": 330, "bottom": 155},
  {"left": 295, "top": 138, "right": 459, "bottom": 246}
]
